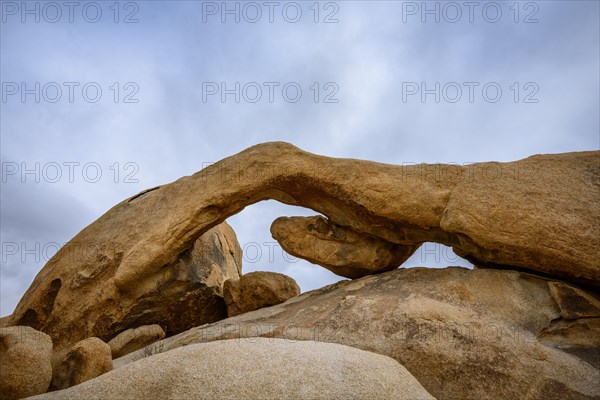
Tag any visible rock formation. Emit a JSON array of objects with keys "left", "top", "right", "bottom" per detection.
[
  {"left": 108, "top": 324, "right": 166, "bottom": 358},
  {"left": 30, "top": 338, "right": 436, "bottom": 400},
  {"left": 9, "top": 222, "right": 241, "bottom": 357},
  {"left": 0, "top": 315, "right": 11, "bottom": 327},
  {"left": 117, "top": 268, "right": 600, "bottom": 400},
  {"left": 109, "top": 144, "right": 598, "bottom": 291},
  {"left": 8, "top": 146, "right": 599, "bottom": 351},
  {"left": 0, "top": 326, "right": 53, "bottom": 400},
  {"left": 51, "top": 337, "right": 112, "bottom": 390},
  {"left": 2, "top": 143, "right": 599, "bottom": 399},
  {"left": 271, "top": 215, "right": 419, "bottom": 278},
  {"left": 223, "top": 271, "right": 300, "bottom": 317}
]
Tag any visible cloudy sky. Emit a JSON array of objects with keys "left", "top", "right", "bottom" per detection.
[{"left": 1, "top": 0, "right": 599, "bottom": 316}]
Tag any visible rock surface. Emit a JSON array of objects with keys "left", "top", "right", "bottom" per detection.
[
  {"left": 52, "top": 337, "right": 113, "bottom": 390},
  {"left": 547, "top": 281, "right": 600, "bottom": 319},
  {"left": 101, "top": 144, "right": 597, "bottom": 291},
  {"left": 32, "top": 338, "right": 435, "bottom": 400},
  {"left": 0, "top": 315, "right": 11, "bottom": 327},
  {"left": 108, "top": 324, "right": 166, "bottom": 358},
  {"left": 538, "top": 282, "right": 600, "bottom": 369},
  {"left": 223, "top": 271, "right": 300, "bottom": 317},
  {"left": 271, "top": 215, "right": 419, "bottom": 278},
  {"left": 0, "top": 326, "right": 53, "bottom": 400},
  {"left": 6, "top": 143, "right": 600, "bottom": 371},
  {"left": 118, "top": 267, "right": 600, "bottom": 400},
  {"left": 10, "top": 222, "right": 241, "bottom": 357},
  {"left": 538, "top": 318, "right": 600, "bottom": 369}
]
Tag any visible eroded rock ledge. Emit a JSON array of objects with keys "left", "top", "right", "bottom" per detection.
[{"left": 271, "top": 216, "right": 419, "bottom": 279}]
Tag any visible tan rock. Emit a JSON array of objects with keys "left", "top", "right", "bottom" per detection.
[
  {"left": 547, "top": 281, "right": 600, "bottom": 319},
  {"left": 11, "top": 222, "right": 241, "bottom": 357},
  {"left": 0, "top": 315, "right": 11, "bottom": 327},
  {"left": 117, "top": 268, "right": 600, "bottom": 400},
  {"left": 9, "top": 143, "right": 599, "bottom": 356},
  {"left": 32, "top": 338, "right": 435, "bottom": 400},
  {"left": 108, "top": 324, "right": 166, "bottom": 358},
  {"left": 52, "top": 337, "right": 112, "bottom": 390},
  {"left": 271, "top": 215, "right": 418, "bottom": 278},
  {"left": 539, "top": 318, "right": 600, "bottom": 369},
  {"left": 540, "top": 282, "right": 600, "bottom": 369},
  {"left": 223, "top": 271, "right": 300, "bottom": 317},
  {"left": 0, "top": 326, "right": 53, "bottom": 400}
]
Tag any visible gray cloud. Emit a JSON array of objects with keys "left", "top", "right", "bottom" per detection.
[{"left": 1, "top": 0, "right": 598, "bottom": 315}]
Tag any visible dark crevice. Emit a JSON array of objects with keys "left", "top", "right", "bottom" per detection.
[
  {"left": 15, "top": 278, "right": 62, "bottom": 330},
  {"left": 462, "top": 257, "right": 600, "bottom": 296},
  {"left": 127, "top": 186, "right": 161, "bottom": 203}
]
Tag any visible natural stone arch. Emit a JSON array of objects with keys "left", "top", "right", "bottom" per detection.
[{"left": 8, "top": 142, "right": 599, "bottom": 356}]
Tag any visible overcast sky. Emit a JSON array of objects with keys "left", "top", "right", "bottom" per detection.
[{"left": 1, "top": 0, "right": 599, "bottom": 316}]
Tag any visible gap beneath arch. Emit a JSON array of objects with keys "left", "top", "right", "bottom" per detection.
[
  {"left": 227, "top": 201, "right": 473, "bottom": 294},
  {"left": 226, "top": 200, "right": 342, "bottom": 293},
  {"left": 404, "top": 242, "right": 474, "bottom": 270}
]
